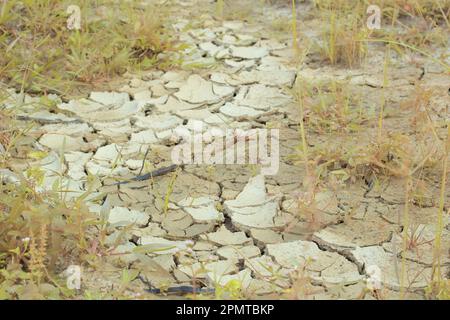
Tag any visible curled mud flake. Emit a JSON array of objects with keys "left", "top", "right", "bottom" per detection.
[{"left": 224, "top": 175, "right": 280, "bottom": 229}]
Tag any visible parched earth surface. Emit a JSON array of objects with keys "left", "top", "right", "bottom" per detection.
[{"left": 1, "top": 0, "right": 449, "bottom": 299}]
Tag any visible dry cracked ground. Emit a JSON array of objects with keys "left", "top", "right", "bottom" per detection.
[{"left": 1, "top": 0, "right": 449, "bottom": 299}]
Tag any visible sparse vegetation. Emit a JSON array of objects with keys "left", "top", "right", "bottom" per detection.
[
  {"left": 0, "top": 0, "right": 179, "bottom": 95},
  {"left": 0, "top": 108, "right": 99, "bottom": 299},
  {"left": 291, "top": 0, "right": 449, "bottom": 299}
]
